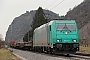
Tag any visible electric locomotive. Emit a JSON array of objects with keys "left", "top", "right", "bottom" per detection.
[{"left": 33, "top": 20, "right": 79, "bottom": 54}]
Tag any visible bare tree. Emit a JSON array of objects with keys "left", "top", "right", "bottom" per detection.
[
  {"left": 0, "top": 34, "right": 5, "bottom": 48},
  {"left": 0, "top": 34, "right": 3, "bottom": 41}
]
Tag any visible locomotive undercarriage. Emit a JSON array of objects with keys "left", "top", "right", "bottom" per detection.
[
  {"left": 32, "top": 43, "right": 79, "bottom": 54},
  {"left": 53, "top": 43, "right": 79, "bottom": 54}
]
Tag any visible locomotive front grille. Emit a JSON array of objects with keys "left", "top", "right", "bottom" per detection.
[
  {"left": 55, "top": 43, "right": 79, "bottom": 51},
  {"left": 56, "top": 44, "right": 62, "bottom": 48}
]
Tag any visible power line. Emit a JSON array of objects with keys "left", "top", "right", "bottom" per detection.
[
  {"left": 47, "top": 0, "right": 58, "bottom": 8},
  {"left": 50, "top": 0, "right": 65, "bottom": 10}
]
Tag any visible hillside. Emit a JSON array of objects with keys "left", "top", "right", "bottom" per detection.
[
  {"left": 65, "top": 0, "right": 90, "bottom": 29},
  {"left": 5, "top": 9, "right": 60, "bottom": 45},
  {"left": 79, "top": 22, "right": 90, "bottom": 45}
]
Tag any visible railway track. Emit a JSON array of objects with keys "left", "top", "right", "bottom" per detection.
[
  {"left": 43, "top": 53, "right": 90, "bottom": 60},
  {"left": 9, "top": 48, "right": 90, "bottom": 60},
  {"left": 28, "top": 48, "right": 90, "bottom": 60},
  {"left": 25, "top": 50, "right": 90, "bottom": 60},
  {"left": 70, "top": 54, "right": 90, "bottom": 60}
]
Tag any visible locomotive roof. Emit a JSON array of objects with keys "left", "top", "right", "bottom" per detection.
[
  {"left": 34, "top": 20, "right": 76, "bottom": 31},
  {"left": 53, "top": 20, "right": 76, "bottom": 23}
]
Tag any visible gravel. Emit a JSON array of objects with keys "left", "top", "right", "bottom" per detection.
[{"left": 9, "top": 48, "right": 68, "bottom": 60}]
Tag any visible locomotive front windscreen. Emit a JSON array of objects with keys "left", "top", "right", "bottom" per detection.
[{"left": 56, "top": 24, "right": 76, "bottom": 30}]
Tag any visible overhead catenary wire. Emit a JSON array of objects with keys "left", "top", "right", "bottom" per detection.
[
  {"left": 47, "top": 0, "right": 58, "bottom": 8},
  {"left": 50, "top": 0, "right": 65, "bottom": 10},
  {"left": 45, "top": 0, "right": 65, "bottom": 20}
]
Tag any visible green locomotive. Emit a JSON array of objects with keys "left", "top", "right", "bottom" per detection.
[{"left": 33, "top": 20, "right": 79, "bottom": 54}]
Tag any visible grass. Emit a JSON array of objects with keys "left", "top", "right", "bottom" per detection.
[
  {"left": 0, "top": 48, "right": 21, "bottom": 60},
  {"left": 80, "top": 46, "right": 90, "bottom": 54}
]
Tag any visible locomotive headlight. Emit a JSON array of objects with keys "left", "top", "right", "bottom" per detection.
[
  {"left": 57, "top": 40, "right": 60, "bottom": 42},
  {"left": 73, "top": 40, "right": 77, "bottom": 42},
  {"left": 65, "top": 32, "right": 68, "bottom": 34},
  {"left": 57, "top": 40, "right": 61, "bottom": 42}
]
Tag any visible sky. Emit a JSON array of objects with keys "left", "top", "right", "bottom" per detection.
[{"left": 0, "top": 0, "right": 84, "bottom": 40}]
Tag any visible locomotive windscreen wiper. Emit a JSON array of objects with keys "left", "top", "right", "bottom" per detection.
[{"left": 61, "top": 23, "right": 71, "bottom": 32}]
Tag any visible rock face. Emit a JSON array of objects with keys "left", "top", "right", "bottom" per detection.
[
  {"left": 65, "top": 0, "right": 90, "bottom": 29},
  {"left": 5, "top": 10, "right": 61, "bottom": 45}
]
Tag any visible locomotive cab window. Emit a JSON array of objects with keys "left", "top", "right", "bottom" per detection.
[{"left": 56, "top": 24, "right": 76, "bottom": 30}]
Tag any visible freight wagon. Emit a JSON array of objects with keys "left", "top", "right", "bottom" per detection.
[
  {"left": 14, "top": 41, "right": 32, "bottom": 50},
  {"left": 10, "top": 40, "right": 15, "bottom": 48}
]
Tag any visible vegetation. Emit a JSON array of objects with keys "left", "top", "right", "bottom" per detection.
[
  {"left": 0, "top": 34, "right": 20, "bottom": 60},
  {"left": 0, "top": 34, "right": 3, "bottom": 41},
  {"left": 23, "top": 7, "right": 48, "bottom": 42},
  {"left": 23, "top": 30, "right": 33, "bottom": 42},
  {"left": 31, "top": 7, "right": 48, "bottom": 31},
  {"left": 0, "top": 48, "right": 21, "bottom": 60},
  {"left": 0, "top": 34, "right": 5, "bottom": 48},
  {"left": 80, "top": 46, "right": 90, "bottom": 53}
]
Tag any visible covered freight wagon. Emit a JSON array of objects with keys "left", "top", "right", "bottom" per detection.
[{"left": 10, "top": 40, "right": 15, "bottom": 48}]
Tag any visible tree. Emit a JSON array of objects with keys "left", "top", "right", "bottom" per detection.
[
  {"left": 0, "top": 34, "right": 5, "bottom": 48},
  {"left": 31, "top": 7, "right": 48, "bottom": 31},
  {"left": 23, "top": 30, "right": 33, "bottom": 42},
  {"left": 0, "top": 34, "right": 3, "bottom": 41},
  {"left": 23, "top": 7, "right": 48, "bottom": 42}
]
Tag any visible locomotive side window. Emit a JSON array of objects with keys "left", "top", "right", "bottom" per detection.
[{"left": 50, "top": 25, "right": 51, "bottom": 31}]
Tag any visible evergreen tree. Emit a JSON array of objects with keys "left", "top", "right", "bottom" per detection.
[
  {"left": 32, "top": 7, "right": 48, "bottom": 31},
  {"left": 23, "top": 30, "right": 33, "bottom": 42},
  {"left": 23, "top": 7, "right": 48, "bottom": 42}
]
